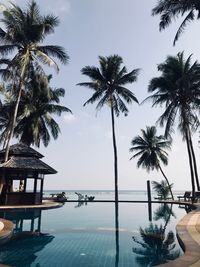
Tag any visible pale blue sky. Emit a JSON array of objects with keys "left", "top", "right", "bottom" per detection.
[{"left": 4, "top": 0, "right": 200, "bottom": 191}]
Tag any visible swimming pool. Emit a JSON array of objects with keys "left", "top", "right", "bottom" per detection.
[{"left": 0, "top": 198, "right": 188, "bottom": 267}]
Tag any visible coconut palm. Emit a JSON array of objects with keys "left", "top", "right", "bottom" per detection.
[
  {"left": 146, "top": 52, "right": 200, "bottom": 198},
  {"left": 78, "top": 55, "right": 140, "bottom": 203},
  {"left": 130, "top": 126, "right": 174, "bottom": 199},
  {"left": 152, "top": 0, "right": 200, "bottom": 45},
  {"left": 14, "top": 73, "right": 71, "bottom": 147},
  {"left": 152, "top": 180, "right": 173, "bottom": 200},
  {"left": 132, "top": 223, "right": 180, "bottom": 266},
  {"left": 0, "top": 0, "right": 69, "bottom": 161}
]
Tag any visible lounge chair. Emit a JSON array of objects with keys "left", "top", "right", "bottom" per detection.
[
  {"left": 75, "top": 192, "right": 84, "bottom": 201},
  {"left": 56, "top": 192, "right": 68, "bottom": 202},
  {"left": 88, "top": 196, "right": 95, "bottom": 201},
  {"left": 193, "top": 191, "right": 200, "bottom": 203},
  {"left": 177, "top": 191, "right": 191, "bottom": 202}
]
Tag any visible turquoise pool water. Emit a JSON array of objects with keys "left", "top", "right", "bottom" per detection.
[{"left": 0, "top": 192, "right": 188, "bottom": 267}]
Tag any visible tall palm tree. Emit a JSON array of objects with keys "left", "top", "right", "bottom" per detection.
[
  {"left": 14, "top": 73, "right": 71, "bottom": 147},
  {"left": 146, "top": 52, "right": 200, "bottom": 198},
  {"left": 152, "top": 0, "right": 200, "bottom": 45},
  {"left": 0, "top": 1, "right": 69, "bottom": 161},
  {"left": 130, "top": 126, "right": 174, "bottom": 199},
  {"left": 78, "top": 55, "right": 140, "bottom": 204}
]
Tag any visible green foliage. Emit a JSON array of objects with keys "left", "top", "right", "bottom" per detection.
[
  {"left": 152, "top": 0, "right": 200, "bottom": 45},
  {"left": 152, "top": 180, "right": 173, "bottom": 200},
  {"left": 146, "top": 52, "right": 200, "bottom": 139},
  {"left": 78, "top": 54, "right": 139, "bottom": 116},
  {"left": 130, "top": 126, "right": 171, "bottom": 171},
  {"left": 0, "top": 72, "right": 72, "bottom": 147},
  {"left": 0, "top": 0, "right": 69, "bottom": 158}
]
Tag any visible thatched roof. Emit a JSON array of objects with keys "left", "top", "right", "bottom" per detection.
[
  {"left": 0, "top": 143, "right": 57, "bottom": 175},
  {"left": 0, "top": 143, "right": 44, "bottom": 159},
  {"left": 0, "top": 156, "right": 57, "bottom": 174}
]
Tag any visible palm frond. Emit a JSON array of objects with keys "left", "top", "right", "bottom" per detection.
[{"left": 37, "top": 45, "right": 69, "bottom": 65}]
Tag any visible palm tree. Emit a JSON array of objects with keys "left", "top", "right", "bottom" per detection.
[
  {"left": 146, "top": 52, "right": 200, "bottom": 198},
  {"left": 132, "top": 223, "right": 180, "bottom": 266},
  {"left": 14, "top": 73, "right": 71, "bottom": 147},
  {"left": 78, "top": 55, "right": 140, "bottom": 204},
  {"left": 130, "top": 126, "right": 174, "bottom": 199},
  {"left": 152, "top": 180, "right": 173, "bottom": 200},
  {"left": 0, "top": 1, "right": 69, "bottom": 161},
  {"left": 152, "top": 0, "right": 200, "bottom": 45}
]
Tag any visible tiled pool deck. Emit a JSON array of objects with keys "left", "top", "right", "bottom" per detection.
[{"left": 0, "top": 200, "right": 200, "bottom": 267}]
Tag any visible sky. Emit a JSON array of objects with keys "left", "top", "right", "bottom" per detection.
[{"left": 2, "top": 0, "right": 200, "bottom": 191}]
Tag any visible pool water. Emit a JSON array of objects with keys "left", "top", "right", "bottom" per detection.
[{"left": 0, "top": 199, "right": 187, "bottom": 267}]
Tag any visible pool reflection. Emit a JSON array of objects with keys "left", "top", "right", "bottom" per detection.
[
  {"left": 132, "top": 204, "right": 180, "bottom": 266},
  {"left": 0, "top": 209, "right": 42, "bottom": 233},
  {"left": 0, "top": 202, "right": 187, "bottom": 267},
  {"left": 0, "top": 209, "right": 54, "bottom": 267}
]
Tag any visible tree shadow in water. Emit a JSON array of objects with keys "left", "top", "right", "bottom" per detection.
[{"left": 132, "top": 203, "right": 180, "bottom": 266}]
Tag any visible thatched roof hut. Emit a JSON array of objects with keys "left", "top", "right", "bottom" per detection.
[{"left": 0, "top": 143, "right": 57, "bottom": 205}]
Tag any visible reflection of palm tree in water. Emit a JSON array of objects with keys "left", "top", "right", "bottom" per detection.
[
  {"left": 132, "top": 204, "right": 180, "bottom": 266},
  {"left": 154, "top": 203, "right": 175, "bottom": 231},
  {"left": 115, "top": 202, "right": 119, "bottom": 267}
]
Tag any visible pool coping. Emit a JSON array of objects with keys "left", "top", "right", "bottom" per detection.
[{"left": 0, "top": 200, "right": 63, "bottom": 212}]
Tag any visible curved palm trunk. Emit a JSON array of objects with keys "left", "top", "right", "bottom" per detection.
[
  {"left": 4, "top": 52, "right": 30, "bottom": 162},
  {"left": 185, "top": 129, "right": 195, "bottom": 200},
  {"left": 188, "top": 133, "right": 200, "bottom": 190},
  {"left": 4, "top": 81, "right": 23, "bottom": 162},
  {"left": 158, "top": 165, "right": 174, "bottom": 200},
  {"left": 111, "top": 106, "right": 119, "bottom": 204}
]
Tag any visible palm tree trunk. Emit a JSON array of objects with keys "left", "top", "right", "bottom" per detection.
[
  {"left": 3, "top": 127, "right": 11, "bottom": 149},
  {"left": 4, "top": 80, "right": 23, "bottom": 162},
  {"left": 185, "top": 130, "right": 195, "bottom": 200},
  {"left": 188, "top": 132, "right": 200, "bottom": 190},
  {"left": 158, "top": 165, "right": 174, "bottom": 200},
  {"left": 115, "top": 202, "right": 119, "bottom": 267},
  {"left": 111, "top": 106, "right": 119, "bottom": 266},
  {"left": 4, "top": 50, "right": 30, "bottom": 162},
  {"left": 111, "top": 106, "right": 119, "bottom": 204}
]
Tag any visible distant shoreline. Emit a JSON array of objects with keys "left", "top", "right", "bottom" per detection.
[{"left": 43, "top": 189, "right": 185, "bottom": 193}]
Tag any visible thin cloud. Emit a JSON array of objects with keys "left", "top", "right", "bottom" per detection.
[
  {"left": 46, "top": 0, "right": 71, "bottom": 15},
  {"left": 63, "top": 114, "right": 76, "bottom": 123},
  {"left": 1, "top": 0, "right": 71, "bottom": 16}
]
